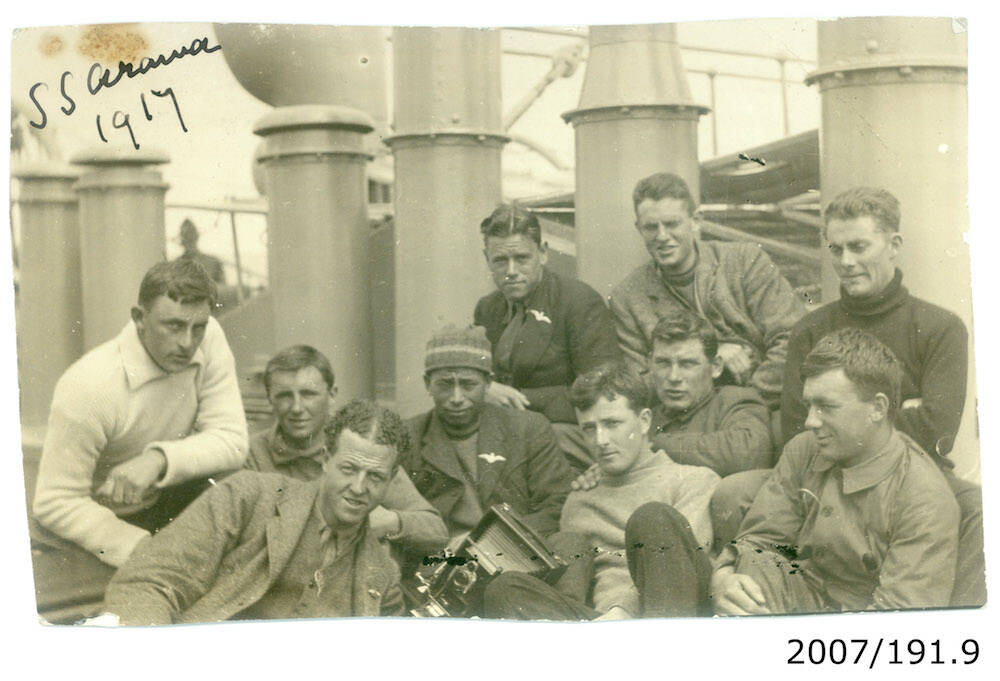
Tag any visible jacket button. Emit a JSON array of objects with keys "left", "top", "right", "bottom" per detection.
[
  {"left": 821, "top": 506, "right": 834, "bottom": 517},
  {"left": 367, "top": 588, "right": 381, "bottom": 599}
]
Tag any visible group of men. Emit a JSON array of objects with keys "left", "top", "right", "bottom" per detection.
[{"left": 28, "top": 172, "right": 985, "bottom": 624}]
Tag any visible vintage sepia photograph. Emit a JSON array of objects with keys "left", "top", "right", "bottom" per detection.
[{"left": 5, "top": 8, "right": 993, "bottom": 669}]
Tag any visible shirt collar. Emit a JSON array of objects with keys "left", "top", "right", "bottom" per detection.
[
  {"left": 118, "top": 320, "right": 205, "bottom": 390},
  {"left": 811, "top": 429, "right": 906, "bottom": 495},
  {"left": 267, "top": 423, "right": 329, "bottom": 465},
  {"left": 654, "top": 389, "right": 715, "bottom": 429}
]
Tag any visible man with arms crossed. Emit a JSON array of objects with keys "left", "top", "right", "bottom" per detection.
[
  {"left": 610, "top": 172, "right": 804, "bottom": 407},
  {"left": 103, "top": 400, "right": 408, "bottom": 624},
  {"left": 33, "top": 259, "right": 248, "bottom": 568},
  {"left": 245, "top": 344, "right": 447, "bottom": 557},
  {"left": 713, "top": 329, "right": 959, "bottom": 615},
  {"left": 483, "top": 361, "right": 720, "bottom": 620}
]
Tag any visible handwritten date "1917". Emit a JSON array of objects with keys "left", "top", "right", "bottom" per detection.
[{"left": 97, "top": 87, "right": 187, "bottom": 150}]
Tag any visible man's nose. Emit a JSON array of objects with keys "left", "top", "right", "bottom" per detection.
[
  {"left": 177, "top": 325, "right": 194, "bottom": 350},
  {"left": 804, "top": 405, "right": 822, "bottom": 430},
  {"left": 349, "top": 471, "right": 367, "bottom": 494},
  {"left": 449, "top": 384, "right": 465, "bottom": 403},
  {"left": 506, "top": 258, "right": 518, "bottom": 278},
  {"left": 290, "top": 393, "right": 304, "bottom": 412},
  {"left": 838, "top": 249, "right": 857, "bottom": 268},
  {"left": 655, "top": 223, "right": 670, "bottom": 241},
  {"left": 667, "top": 364, "right": 682, "bottom": 382},
  {"left": 594, "top": 424, "right": 611, "bottom": 447}
]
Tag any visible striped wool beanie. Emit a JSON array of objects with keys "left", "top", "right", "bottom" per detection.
[{"left": 424, "top": 325, "right": 493, "bottom": 375}]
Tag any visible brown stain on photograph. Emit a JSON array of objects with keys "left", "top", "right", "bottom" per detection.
[
  {"left": 39, "top": 33, "right": 65, "bottom": 57},
  {"left": 77, "top": 24, "right": 150, "bottom": 66}
]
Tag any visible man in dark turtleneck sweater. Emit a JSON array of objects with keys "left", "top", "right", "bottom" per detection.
[{"left": 777, "top": 187, "right": 982, "bottom": 606}]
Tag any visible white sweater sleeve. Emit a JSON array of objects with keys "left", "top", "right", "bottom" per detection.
[
  {"left": 152, "top": 318, "right": 248, "bottom": 487},
  {"left": 32, "top": 378, "right": 150, "bottom": 567}
]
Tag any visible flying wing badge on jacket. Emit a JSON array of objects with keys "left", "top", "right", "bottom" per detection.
[
  {"left": 527, "top": 309, "right": 552, "bottom": 324},
  {"left": 478, "top": 453, "right": 507, "bottom": 464}
]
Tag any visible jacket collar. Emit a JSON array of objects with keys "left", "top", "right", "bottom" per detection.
[
  {"left": 119, "top": 320, "right": 206, "bottom": 391},
  {"left": 810, "top": 429, "right": 906, "bottom": 495},
  {"left": 418, "top": 406, "right": 511, "bottom": 502},
  {"left": 643, "top": 240, "right": 715, "bottom": 303},
  {"left": 266, "top": 482, "right": 322, "bottom": 580}
]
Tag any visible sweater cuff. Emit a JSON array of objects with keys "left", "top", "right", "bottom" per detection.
[{"left": 99, "top": 525, "right": 151, "bottom": 568}]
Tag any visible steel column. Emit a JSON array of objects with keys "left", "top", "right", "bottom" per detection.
[
  {"left": 72, "top": 149, "right": 169, "bottom": 350},
  {"left": 563, "top": 24, "right": 709, "bottom": 298},
  {"left": 13, "top": 164, "right": 83, "bottom": 425},
  {"left": 386, "top": 27, "right": 507, "bottom": 416},
  {"left": 254, "top": 105, "right": 376, "bottom": 401},
  {"left": 806, "top": 17, "right": 975, "bottom": 477}
]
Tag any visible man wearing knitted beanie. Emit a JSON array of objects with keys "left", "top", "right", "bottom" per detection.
[{"left": 400, "top": 325, "right": 574, "bottom": 547}]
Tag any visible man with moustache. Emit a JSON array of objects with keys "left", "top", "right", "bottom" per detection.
[
  {"left": 103, "top": 400, "right": 408, "bottom": 624},
  {"left": 712, "top": 329, "right": 959, "bottom": 615},
  {"left": 401, "top": 325, "right": 574, "bottom": 543},
  {"left": 610, "top": 172, "right": 804, "bottom": 408},
  {"left": 244, "top": 345, "right": 447, "bottom": 557},
  {"left": 33, "top": 259, "right": 247, "bottom": 569},
  {"left": 474, "top": 204, "right": 621, "bottom": 470},
  {"left": 483, "top": 361, "right": 720, "bottom": 620}
]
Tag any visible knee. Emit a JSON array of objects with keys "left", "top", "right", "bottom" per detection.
[
  {"left": 711, "top": 469, "right": 769, "bottom": 522},
  {"left": 626, "top": 502, "right": 688, "bottom": 545},
  {"left": 482, "top": 572, "right": 537, "bottom": 619}
]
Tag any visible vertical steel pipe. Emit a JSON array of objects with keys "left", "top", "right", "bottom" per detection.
[
  {"left": 806, "top": 17, "right": 975, "bottom": 476},
  {"left": 386, "top": 27, "right": 507, "bottom": 415},
  {"left": 13, "top": 163, "right": 83, "bottom": 426},
  {"left": 254, "top": 105, "right": 376, "bottom": 401},
  {"left": 72, "top": 149, "right": 169, "bottom": 350},
  {"left": 563, "top": 24, "right": 709, "bottom": 298}
]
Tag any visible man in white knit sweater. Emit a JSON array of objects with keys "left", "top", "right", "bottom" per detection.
[
  {"left": 32, "top": 259, "right": 248, "bottom": 568},
  {"left": 483, "top": 361, "right": 720, "bottom": 620}
]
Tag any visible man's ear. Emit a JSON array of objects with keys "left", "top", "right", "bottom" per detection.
[
  {"left": 329, "top": 385, "right": 339, "bottom": 401},
  {"left": 638, "top": 407, "right": 653, "bottom": 435},
  {"left": 538, "top": 241, "right": 549, "bottom": 265},
  {"left": 871, "top": 393, "right": 890, "bottom": 423},
  {"left": 710, "top": 353, "right": 724, "bottom": 380},
  {"left": 887, "top": 231, "right": 903, "bottom": 259},
  {"left": 130, "top": 306, "right": 145, "bottom": 325},
  {"left": 423, "top": 373, "right": 431, "bottom": 390}
]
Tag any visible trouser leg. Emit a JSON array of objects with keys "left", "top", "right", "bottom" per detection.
[
  {"left": 734, "top": 550, "right": 831, "bottom": 615},
  {"left": 545, "top": 531, "right": 595, "bottom": 604},
  {"left": 550, "top": 422, "right": 595, "bottom": 473},
  {"left": 625, "top": 502, "right": 713, "bottom": 617},
  {"left": 120, "top": 476, "right": 212, "bottom": 534},
  {"left": 710, "top": 468, "right": 770, "bottom": 551},
  {"left": 944, "top": 473, "right": 986, "bottom": 606},
  {"left": 482, "top": 571, "right": 598, "bottom": 621}
]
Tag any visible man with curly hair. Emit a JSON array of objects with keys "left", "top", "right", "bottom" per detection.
[{"left": 103, "top": 399, "right": 409, "bottom": 624}]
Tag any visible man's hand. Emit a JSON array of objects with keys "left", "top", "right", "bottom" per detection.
[
  {"left": 369, "top": 506, "right": 402, "bottom": 539},
  {"left": 716, "top": 343, "right": 754, "bottom": 385},
  {"left": 593, "top": 606, "right": 631, "bottom": 621},
  {"left": 711, "top": 567, "right": 770, "bottom": 616},
  {"left": 570, "top": 463, "right": 603, "bottom": 491},
  {"left": 96, "top": 449, "right": 166, "bottom": 506},
  {"left": 485, "top": 382, "right": 531, "bottom": 410}
]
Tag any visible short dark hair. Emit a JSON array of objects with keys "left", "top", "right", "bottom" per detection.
[
  {"left": 632, "top": 172, "right": 696, "bottom": 216},
  {"left": 325, "top": 398, "right": 411, "bottom": 463},
  {"left": 137, "top": 259, "right": 217, "bottom": 309},
  {"left": 822, "top": 187, "right": 900, "bottom": 235},
  {"left": 479, "top": 204, "right": 542, "bottom": 246},
  {"left": 569, "top": 360, "right": 653, "bottom": 415},
  {"left": 264, "top": 345, "right": 335, "bottom": 395},
  {"left": 800, "top": 328, "right": 903, "bottom": 419},
  {"left": 650, "top": 309, "right": 718, "bottom": 359}
]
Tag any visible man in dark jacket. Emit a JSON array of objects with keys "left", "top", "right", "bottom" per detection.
[
  {"left": 102, "top": 400, "right": 409, "bottom": 624},
  {"left": 474, "top": 204, "right": 621, "bottom": 469},
  {"left": 401, "top": 325, "right": 574, "bottom": 543}
]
